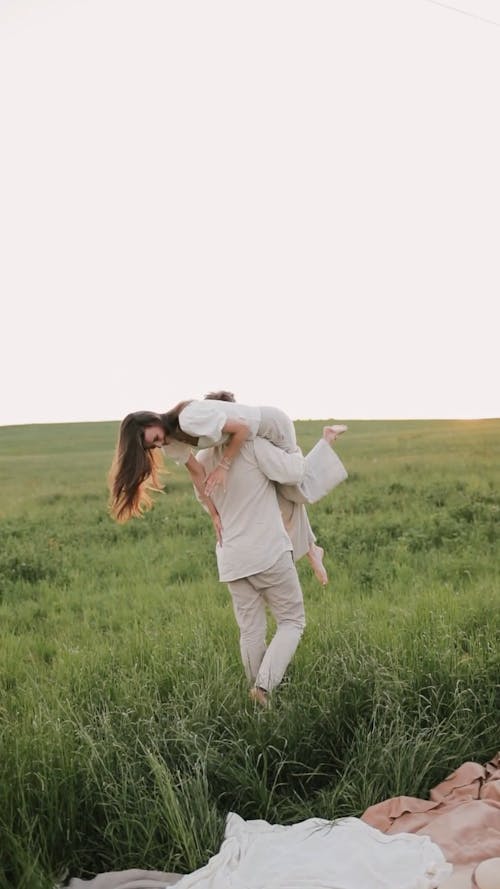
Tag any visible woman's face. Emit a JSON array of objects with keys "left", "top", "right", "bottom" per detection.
[{"left": 143, "top": 424, "right": 168, "bottom": 449}]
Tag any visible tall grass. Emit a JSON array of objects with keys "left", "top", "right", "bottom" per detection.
[{"left": 0, "top": 418, "right": 499, "bottom": 888}]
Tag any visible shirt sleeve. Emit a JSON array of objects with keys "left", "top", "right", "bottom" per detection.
[
  {"left": 179, "top": 401, "right": 227, "bottom": 444},
  {"left": 253, "top": 438, "right": 305, "bottom": 485},
  {"left": 161, "top": 441, "right": 192, "bottom": 465}
]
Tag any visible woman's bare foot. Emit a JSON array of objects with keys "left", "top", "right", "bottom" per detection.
[
  {"left": 323, "top": 424, "right": 348, "bottom": 445},
  {"left": 307, "top": 543, "right": 328, "bottom": 586}
]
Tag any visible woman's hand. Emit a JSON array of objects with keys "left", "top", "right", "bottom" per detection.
[
  {"left": 204, "top": 462, "right": 230, "bottom": 497},
  {"left": 203, "top": 419, "right": 249, "bottom": 496}
]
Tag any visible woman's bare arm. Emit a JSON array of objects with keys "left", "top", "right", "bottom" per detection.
[
  {"left": 185, "top": 454, "right": 222, "bottom": 544},
  {"left": 203, "top": 418, "right": 250, "bottom": 496}
]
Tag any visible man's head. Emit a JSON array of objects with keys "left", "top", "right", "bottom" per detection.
[{"left": 204, "top": 390, "right": 236, "bottom": 403}]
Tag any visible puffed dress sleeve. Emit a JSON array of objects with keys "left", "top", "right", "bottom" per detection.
[{"left": 178, "top": 401, "right": 227, "bottom": 446}]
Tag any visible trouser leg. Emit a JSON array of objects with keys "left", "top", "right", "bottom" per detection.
[
  {"left": 255, "top": 552, "right": 305, "bottom": 691},
  {"left": 278, "top": 438, "right": 348, "bottom": 505},
  {"left": 277, "top": 494, "right": 316, "bottom": 561},
  {"left": 227, "top": 576, "right": 268, "bottom": 684},
  {"left": 258, "top": 407, "right": 300, "bottom": 453},
  {"left": 228, "top": 551, "right": 306, "bottom": 691}
]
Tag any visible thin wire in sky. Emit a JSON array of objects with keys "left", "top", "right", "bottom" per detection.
[{"left": 422, "top": 0, "right": 500, "bottom": 27}]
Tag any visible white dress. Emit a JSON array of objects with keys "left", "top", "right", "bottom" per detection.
[{"left": 178, "top": 401, "right": 298, "bottom": 452}]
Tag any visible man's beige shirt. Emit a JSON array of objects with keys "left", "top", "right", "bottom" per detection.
[{"left": 195, "top": 440, "right": 300, "bottom": 582}]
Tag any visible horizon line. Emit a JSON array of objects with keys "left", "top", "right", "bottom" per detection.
[{"left": 1, "top": 415, "right": 499, "bottom": 430}]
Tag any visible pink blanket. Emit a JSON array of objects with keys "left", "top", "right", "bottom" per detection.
[{"left": 361, "top": 752, "right": 500, "bottom": 883}]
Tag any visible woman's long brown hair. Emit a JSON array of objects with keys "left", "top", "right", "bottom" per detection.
[
  {"left": 108, "top": 411, "right": 168, "bottom": 523},
  {"left": 108, "top": 397, "right": 224, "bottom": 522}
]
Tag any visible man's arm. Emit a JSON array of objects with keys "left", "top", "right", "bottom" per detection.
[{"left": 252, "top": 439, "right": 306, "bottom": 485}]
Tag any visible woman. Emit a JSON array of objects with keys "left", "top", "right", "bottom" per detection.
[
  {"left": 130, "top": 395, "right": 345, "bottom": 491},
  {"left": 141, "top": 398, "right": 303, "bottom": 496},
  {"left": 108, "top": 393, "right": 347, "bottom": 584}
]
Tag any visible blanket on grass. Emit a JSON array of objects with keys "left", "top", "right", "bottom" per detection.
[
  {"left": 361, "top": 751, "right": 500, "bottom": 886},
  {"left": 62, "top": 814, "right": 450, "bottom": 888},
  {"left": 62, "top": 753, "right": 500, "bottom": 889}
]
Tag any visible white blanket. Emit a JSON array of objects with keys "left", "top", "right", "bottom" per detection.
[
  {"left": 174, "top": 813, "right": 452, "bottom": 889},
  {"left": 62, "top": 813, "right": 453, "bottom": 889}
]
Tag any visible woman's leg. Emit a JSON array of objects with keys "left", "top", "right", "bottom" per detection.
[
  {"left": 259, "top": 408, "right": 347, "bottom": 455},
  {"left": 277, "top": 494, "right": 328, "bottom": 585},
  {"left": 258, "top": 406, "right": 300, "bottom": 453},
  {"left": 274, "top": 425, "right": 349, "bottom": 585}
]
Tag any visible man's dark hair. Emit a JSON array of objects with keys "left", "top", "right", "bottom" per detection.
[{"left": 204, "top": 390, "right": 236, "bottom": 403}]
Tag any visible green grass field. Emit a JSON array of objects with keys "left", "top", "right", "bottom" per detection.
[{"left": 1, "top": 418, "right": 499, "bottom": 888}]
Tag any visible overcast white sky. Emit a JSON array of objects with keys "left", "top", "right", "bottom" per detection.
[{"left": 1, "top": 0, "right": 498, "bottom": 426}]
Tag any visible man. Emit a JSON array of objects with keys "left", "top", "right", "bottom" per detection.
[{"left": 194, "top": 427, "right": 347, "bottom": 708}]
